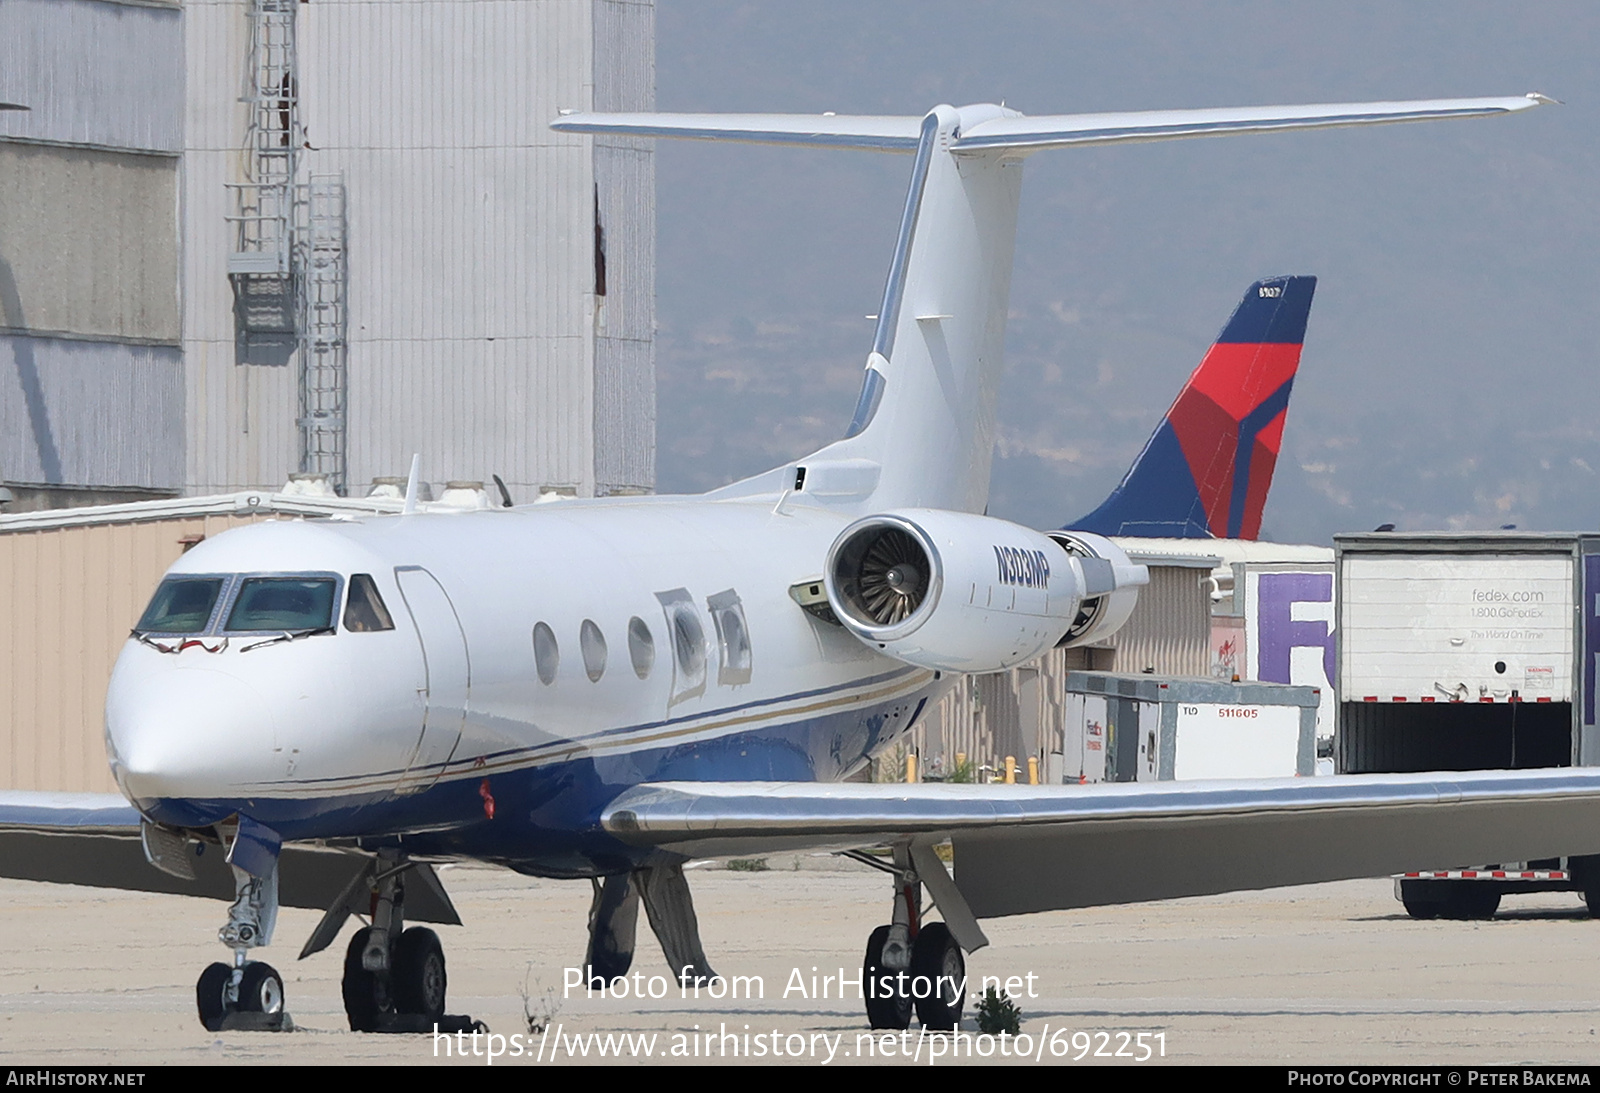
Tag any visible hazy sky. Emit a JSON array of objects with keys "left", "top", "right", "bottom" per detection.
[{"left": 650, "top": 2, "right": 1600, "bottom": 544}]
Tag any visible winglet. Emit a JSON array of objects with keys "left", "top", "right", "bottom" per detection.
[{"left": 1069, "top": 276, "right": 1317, "bottom": 540}]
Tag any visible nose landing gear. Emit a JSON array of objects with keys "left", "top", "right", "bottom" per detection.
[{"left": 195, "top": 862, "right": 294, "bottom": 1031}]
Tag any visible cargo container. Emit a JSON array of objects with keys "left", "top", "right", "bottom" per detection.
[
  {"left": 1055, "top": 671, "right": 1318, "bottom": 785},
  {"left": 1334, "top": 531, "right": 1600, "bottom": 917}
]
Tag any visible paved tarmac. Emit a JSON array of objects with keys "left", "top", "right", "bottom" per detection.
[{"left": 2, "top": 855, "right": 1599, "bottom": 1067}]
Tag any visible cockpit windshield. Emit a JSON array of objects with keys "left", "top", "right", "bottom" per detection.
[
  {"left": 225, "top": 578, "right": 338, "bottom": 632},
  {"left": 135, "top": 578, "right": 225, "bottom": 634}
]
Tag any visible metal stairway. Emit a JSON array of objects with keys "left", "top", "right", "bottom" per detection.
[{"left": 225, "top": 0, "right": 350, "bottom": 494}]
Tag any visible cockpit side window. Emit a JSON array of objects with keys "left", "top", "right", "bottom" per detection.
[
  {"left": 225, "top": 578, "right": 337, "bottom": 632},
  {"left": 343, "top": 574, "right": 396, "bottom": 632},
  {"left": 136, "top": 577, "right": 225, "bottom": 634}
]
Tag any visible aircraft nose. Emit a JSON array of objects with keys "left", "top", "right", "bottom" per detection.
[{"left": 106, "top": 664, "right": 279, "bottom": 803}]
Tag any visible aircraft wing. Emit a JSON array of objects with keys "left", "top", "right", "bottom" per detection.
[
  {"left": 553, "top": 94, "right": 1553, "bottom": 154},
  {"left": 602, "top": 769, "right": 1600, "bottom": 918},
  {"left": 0, "top": 791, "right": 459, "bottom": 924}
]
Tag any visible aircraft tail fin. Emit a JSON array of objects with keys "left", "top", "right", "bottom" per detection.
[{"left": 1069, "top": 276, "right": 1317, "bottom": 540}]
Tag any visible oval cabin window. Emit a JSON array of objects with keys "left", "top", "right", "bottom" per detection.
[
  {"left": 580, "top": 619, "right": 607, "bottom": 682},
  {"left": 627, "top": 616, "right": 654, "bottom": 679},
  {"left": 533, "top": 622, "right": 559, "bottom": 685}
]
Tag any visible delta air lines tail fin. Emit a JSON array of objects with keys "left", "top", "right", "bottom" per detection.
[{"left": 1070, "top": 275, "right": 1316, "bottom": 540}]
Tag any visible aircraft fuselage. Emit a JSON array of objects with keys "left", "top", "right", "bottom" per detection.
[{"left": 105, "top": 497, "right": 944, "bottom": 876}]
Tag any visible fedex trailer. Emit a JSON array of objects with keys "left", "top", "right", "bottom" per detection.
[{"left": 1334, "top": 531, "right": 1600, "bottom": 918}]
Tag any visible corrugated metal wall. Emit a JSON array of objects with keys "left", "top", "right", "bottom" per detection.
[
  {"left": 1101, "top": 564, "right": 1213, "bottom": 676},
  {"left": 593, "top": 0, "right": 655, "bottom": 492},
  {"left": 0, "top": 0, "right": 184, "bottom": 494},
  {"left": 185, "top": 0, "right": 655, "bottom": 498},
  {"left": 0, "top": 513, "right": 267, "bottom": 793},
  {"left": 0, "top": 143, "right": 179, "bottom": 344},
  {"left": 183, "top": 0, "right": 297, "bottom": 494},
  {"left": 0, "top": 336, "right": 183, "bottom": 489},
  {"left": 0, "top": 0, "right": 183, "bottom": 154}
]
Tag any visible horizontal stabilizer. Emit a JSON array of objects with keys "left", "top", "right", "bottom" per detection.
[
  {"left": 552, "top": 111, "right": 922, "bottom": 150},
  {"left": 553, "top": 94, "right": 1553, "bottom": 156},
  {"left": 603, "top": 768, "right": 1600, "bottom": 917},
  {"left": 950, "top": 94, "right": 1552, "bottom": 154}
]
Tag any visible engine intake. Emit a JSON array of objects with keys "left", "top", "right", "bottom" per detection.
[{"left": 824, "top": 510, "right": 1145, "bottom": 673}]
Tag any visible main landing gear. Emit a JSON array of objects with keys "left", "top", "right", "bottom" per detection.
[
  {"left": 313, "top": 849, "right": 478, "bottom": 1033},
  {"left": 849, "top": 845, "right": 967, "bottom": 1032}
]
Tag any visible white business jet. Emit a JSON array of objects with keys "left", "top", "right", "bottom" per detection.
[{"left": 4, "top": 92, "right": 1589, "bottom": 1036}]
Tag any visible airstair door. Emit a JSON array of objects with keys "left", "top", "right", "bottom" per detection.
[{"left": 395, "top": 566, "right": 469, "bottom": 793}]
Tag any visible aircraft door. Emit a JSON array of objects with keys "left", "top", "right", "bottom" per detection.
[{"left": 395, "top": 566, "right": 469, "bottom": 792}]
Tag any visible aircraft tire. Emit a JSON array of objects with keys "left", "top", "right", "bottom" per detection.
[
  {"left": 393, "top": 927, "right": 447, "bottom": 1021},
  {"left": 909, "top": 922, "right": 965, "bottom": 1031},
  {"left": 342, "top": 927, "right": 391, "bottom": 1032},
  {"left": 196, "top": 962, "right": 234, "bottom": 1031},
  {"left": 862, "top": 925, "right": 912, "bottom": 1030},
  {"left": 237, "top": 961, "right": 285, "bottom": 1015}
]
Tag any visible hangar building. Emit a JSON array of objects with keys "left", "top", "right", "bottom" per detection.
[{"left": 0, "top": 0, "right": 654, "bottom": 509}]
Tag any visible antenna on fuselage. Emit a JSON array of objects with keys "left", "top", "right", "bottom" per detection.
[{"left": 402, "top": 454, "right": 421, "bottom": 515}]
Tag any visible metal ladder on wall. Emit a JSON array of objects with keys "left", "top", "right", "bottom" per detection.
[
  {"left": 227, "top": 0, "right": 298, "bottom": 337},
  {"left": 296, "top": 175, "right": 348, "bottom": 493},
  {"left": 225, "top": 0, "right": 349, "bottom": 494}
]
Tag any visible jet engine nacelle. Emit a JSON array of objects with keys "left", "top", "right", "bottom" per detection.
[
  {"left": 1044, "top": 530, "right": 1144, "bottom": 650},
  {"left": 823, "top": 510, "right": 1147, "bottom": 673}
]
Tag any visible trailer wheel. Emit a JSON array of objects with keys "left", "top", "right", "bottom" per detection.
[
  {"left": 1442, "top": 883, "right": 1500, "bottom": 920},
  {"left": 1583, "top": 887, "right": 1600, "bottom": 919},
  {"left": 1400, "top": 889, "right": 1439, "bottom": 920}
]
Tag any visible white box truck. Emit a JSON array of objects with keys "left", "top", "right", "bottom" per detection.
[{"left": 1335, "top": 531, "right": 1600, "bottom": 918}]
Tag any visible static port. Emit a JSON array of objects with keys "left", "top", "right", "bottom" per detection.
[{"left": 1494, "top": 661, "right": 1507, "bottom": 674}]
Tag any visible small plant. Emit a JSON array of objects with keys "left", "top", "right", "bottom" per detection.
[
  {"left": 944, "top": 756, "right": 975, "bottom": 784},
  {"left": 975, "top": 986, "right": 1022, "bottom": 1036},
  {"left": 521, "top": 965, "right": 563, "bottom": 1035},
  {"left": 873, "top": 743, "right": 911, "bottom": 783},
  {"left": 727, "top": 857, "right": 769, "bottom": 872}
]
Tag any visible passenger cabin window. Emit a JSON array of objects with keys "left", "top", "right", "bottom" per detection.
[
  {"left": 533, "top": 622, "right": 559, "bottom": 685},
  {"left": 137, "top": 577, "right": 224, "bottom": 634},
  {"left": 225, "top": 578, "right": 336, "bottom": 632},
  {"left": 580, "top": 620, "right": 607, "bottom": 682},
  {"left": 708, "top": 589, "right": 752, "bottom": 686},
  {"left": 343, "top": 574, "right": 395, "bottom": 632},
  {"left": 655, "top": 589, "right": 707, "bottom": 704},
  {"left": 627, "top": 616, "right": 654, "bottom": 679},
  {"left": 673, "top": 612, "right": 705, "bottom": 679}
]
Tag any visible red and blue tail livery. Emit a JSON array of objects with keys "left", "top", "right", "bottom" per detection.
[{"left": 1070, "top": 275, "right": 1316, "bottom": 540}]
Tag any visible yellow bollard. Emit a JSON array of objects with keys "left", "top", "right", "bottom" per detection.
[
  {"left": 1027, "top": 755, "right": 1039, "bottom": 785},
  {"left": 1004, "top": 755, "right": 1017, "bottom": 784},
  {"left": 905, "top": 752, "right": 917, "bottom": 784}
]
